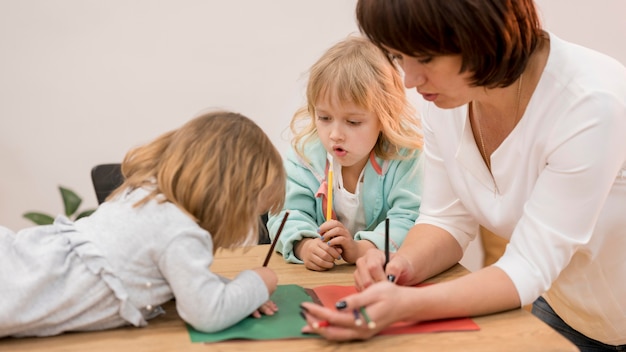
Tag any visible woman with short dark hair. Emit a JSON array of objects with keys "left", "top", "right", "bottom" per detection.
[{"left": 299, "top": 1, "right": 626, "bottom": 350}]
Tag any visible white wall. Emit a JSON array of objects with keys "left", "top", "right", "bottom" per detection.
[
  {"left": 0, "top": 0, "right": 360, "bottom": 231},
  {"left": 1, "top": 1, "right": 625, "bottom": 271}
]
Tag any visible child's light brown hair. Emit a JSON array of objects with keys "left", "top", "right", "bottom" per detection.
[
  {"left": 110, "top": 110, "right": 286, "bottom": 250},
  {"left": 291, "top": 35, "right": 423, "bottom": 162}
]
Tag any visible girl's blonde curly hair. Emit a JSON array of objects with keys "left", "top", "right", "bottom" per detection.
[
  {"left": 111, "top": 110, "right": 285, "bottom": 251},
  {"left": 291, "top": 35, "right": 423, "bottom": 162}
]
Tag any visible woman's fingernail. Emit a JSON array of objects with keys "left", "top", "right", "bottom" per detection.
[
  {"left": 335, "top": 301, "right": 347, "bottom": 310},
  {"left": 387, "top": 274, "right": 396, "bottom": 283},
  {"left": 299, "top": 311, "right": 307, "bottom": 320},
  {"left": 299, "top": 304, "right": 309, "bottom": 313}
]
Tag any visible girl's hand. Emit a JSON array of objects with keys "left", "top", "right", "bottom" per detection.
[
  {"left": 354, "top": 249, "right": 415, "bottom": 291},
  {"left": 300, "top": 281, "right": 417, "bottom": 341},
  {"left": 252, "top": 267, "right": 278, "bottom": 295},
  {"left": 251, "top": 300, "right": 278, "bottom": 318},
  {"left": 296, "top": 237, "right": 343, "bottom": 271},
  {"left": 319, "top": 220, "right": 362, "bottom": 263}
]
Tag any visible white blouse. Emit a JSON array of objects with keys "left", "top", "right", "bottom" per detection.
[{"left": 416, "top": 32, "right": 626, "bottom": 345}]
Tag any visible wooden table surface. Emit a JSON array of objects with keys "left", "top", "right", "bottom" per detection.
[{"left": 0, "top": 245, "right": 578, "bottom": 352}]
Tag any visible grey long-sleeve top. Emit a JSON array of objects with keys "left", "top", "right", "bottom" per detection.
[{"left": 0, "top": 187, "right": 268, "bottom": 337}]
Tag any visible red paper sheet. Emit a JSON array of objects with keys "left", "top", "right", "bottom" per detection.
[{"left": 311, "top": 285, "right": 480, "bottom": 335}]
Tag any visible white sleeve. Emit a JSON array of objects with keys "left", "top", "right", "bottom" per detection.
[{"left": 415, "top": 102, "right": 479, "bottom": 251}]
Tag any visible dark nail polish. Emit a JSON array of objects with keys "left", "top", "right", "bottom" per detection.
[
  {"left": 299, "top": 304, "right": 309, "bottom": 312},
  {"left": 387, "top": 274, "right": 396, "bottom": 283},
  {"left": 299, "top": 310, "right": 307, "bottom": 320},
  {"left": 335, "top": 300, "right": 347, "bottom": 310}
]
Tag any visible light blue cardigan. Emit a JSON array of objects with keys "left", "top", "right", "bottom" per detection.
[{"left": 268, "top": 140, "right": 423, "bottom": 264}]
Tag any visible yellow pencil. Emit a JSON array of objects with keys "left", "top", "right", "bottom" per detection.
[{"left": 326, "top": 162, "right": 333, "bottom": 221}]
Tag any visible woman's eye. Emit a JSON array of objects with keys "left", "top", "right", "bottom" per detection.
[
  {"left": 417, "top": 56, "right": 433, "bottom": 64},
  {"left": 384, "top": 50, "right": 402, "bottom": 62},
  {"left": 390, "top": 54, "right": 402, "bottom": 62},
  {"left": 347, "top": 120, "right": 361, "bottom": 126}
]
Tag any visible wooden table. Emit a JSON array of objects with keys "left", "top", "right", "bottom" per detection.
[{"left": 0, "top": 245, "right": 578, "bottom": 351}]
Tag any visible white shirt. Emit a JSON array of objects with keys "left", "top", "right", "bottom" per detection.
[
  {"left": 416, "top": 32, "right": 626, "bottom": 344},
  {"left": 333, "top": 160, "right": 367, "bottom": 236}
]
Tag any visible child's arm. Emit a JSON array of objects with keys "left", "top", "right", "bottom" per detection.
[
  {"left": 355, "top": 153, "right": 424, "bottom": 252},
  {"left": 158, "top": 231, "right": 272, "bottom": 333},
  {"left": 249, "top": 267, "right": 279, "bottom": 317},
  {"left": 267, "top": 156, "right": 326, "bottom": 264}
]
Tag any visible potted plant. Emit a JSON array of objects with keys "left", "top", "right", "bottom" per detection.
[{"left": 23, "top": 186, "right": 96, "bottom": 225}]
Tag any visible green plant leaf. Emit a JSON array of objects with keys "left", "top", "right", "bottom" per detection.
[
  {"left": 76, "top": 209, "right": 96, "bottom": 220},
  {"left": 23, "top": 212, "right": 55, "bottom": 225},
  {"left": 60, "top": 186, "right": 82, "bottom": 217}
]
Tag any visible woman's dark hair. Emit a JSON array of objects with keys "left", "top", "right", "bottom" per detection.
[{"left": 356, "top": 0, "right": 543, "bottom": 88}]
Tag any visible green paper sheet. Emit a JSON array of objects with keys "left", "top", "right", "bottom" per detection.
[{"left": 186, "top": 284, "right": 316, "bottom": 343}]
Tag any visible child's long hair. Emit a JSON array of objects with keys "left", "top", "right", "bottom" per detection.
[
  {"left": 110, "top": 110, "right": 286, "bottom": 251},
  {"left": 291, "top": 35, "right": 423, "bottom": 161}
]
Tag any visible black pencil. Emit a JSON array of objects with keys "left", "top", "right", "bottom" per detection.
[
  {"left": 263, "top": 210, "right": 290, "bottom": 267},
  {"left": 385, "top": 218, "right": 396, "bottom": 282},
  {"left": 384, "top": 218, "right": 389, "bottom": 269}
]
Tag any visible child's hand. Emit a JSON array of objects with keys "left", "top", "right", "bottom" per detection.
[
  {"left": 295, "top": 237, "right": 342, "bottom": 271},
  {"left": 320, "top": 220, "right": 374, "bottom": 264},
  {"left": 251, "top": 299, "right": 278, "bottom": 318},
  {"left": 252, "top": 267, "right": 278, "bottom": 295}
]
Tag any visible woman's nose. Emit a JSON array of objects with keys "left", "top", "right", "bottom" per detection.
[{"left": 402, "top": 62, "right": 426, "bottom": 89}]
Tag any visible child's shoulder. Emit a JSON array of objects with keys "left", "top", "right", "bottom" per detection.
[
  {"left": 374, "top": 148, "right": 423, "bottom": 177},
  {"left": 377, "top": 147, "right": 422, "bottom": 165},
  {"left": 288, "top": 141, "right": 326, "bottom": 167}
]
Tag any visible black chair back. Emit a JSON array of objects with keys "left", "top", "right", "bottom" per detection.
[{"left": 91, "top": 163, "right": 124, "bottom": 204}]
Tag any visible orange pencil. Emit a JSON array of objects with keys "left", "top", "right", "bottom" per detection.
[{"left": 326, "top": 160, "right": 333, "bottom": 221}]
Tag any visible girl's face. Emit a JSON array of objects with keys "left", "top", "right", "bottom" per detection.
[
  {"left": 384, "top": 46, "right": 475, "bottom": 109},
  {"left": 314, "top": 97, "right": 381, "bottom": 173}
]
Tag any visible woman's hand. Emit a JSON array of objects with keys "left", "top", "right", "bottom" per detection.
[
  {"left": 251, "top": 299, "right": 278, "bottom": 318},
  {"left": 300, "top": 281, "right": 418, "bottom": 341},
  {"left": 295, "top": 237, "right": 343, "bottom": 271},
  {"left": 354, "top": 249, "right": 415, "bottom": 291}
]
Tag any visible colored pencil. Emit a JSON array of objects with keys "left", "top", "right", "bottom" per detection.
[
  {"left": 312, "top": 320, "right": 330, "bottom": 329},
  {"left": 353, "top": 308, "right": 363, "bottom": 326},
  {"left": 326, "top": 160, "right": 333, "bottom": 221},
  {"left": 384, "top": 218, "right": 389, "bottom": 269},
  {"left": 359, "top": 306, "right": 376, "bottom": 329},
  {"left": 263, "top": 211, "right": 290, "bottom": 267},
  {"left": 385, "top": 218, "right": 396, "bottom": 282}
]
